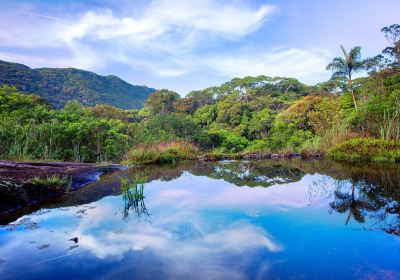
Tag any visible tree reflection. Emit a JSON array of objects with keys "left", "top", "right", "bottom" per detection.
[
  {"left": 311, "top": 166, "right": 400, "bottom": 236},
  {"left": 329, "top": 180, "right": 378, "bottom": 224}
]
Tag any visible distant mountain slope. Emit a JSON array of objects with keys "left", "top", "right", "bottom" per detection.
[{"left": 0, "top": 60, "right": 156, "bottom": 109}]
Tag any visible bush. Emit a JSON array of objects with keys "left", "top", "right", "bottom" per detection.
[
  {"left": 327, "top": 137, "right": 400, "bottom": 162},
  {"left": 207, "top": 129, "right": 248, "bottom": 153},
  {"left": 244, "top": 140, "right": 271, "bottom": 153},
  {"left": 125, "top": 140, "right": 199, "bottom": 164}
]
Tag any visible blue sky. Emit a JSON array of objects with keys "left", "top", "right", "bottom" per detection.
[{"left": 0, "top": 0, "right": 399, "bottom": 95}]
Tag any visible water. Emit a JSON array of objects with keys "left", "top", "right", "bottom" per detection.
[{"left": 0, "top": 159, "right": 399, "bottom": 279}]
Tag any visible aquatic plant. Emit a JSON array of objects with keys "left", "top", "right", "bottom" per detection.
[{"left": 121, "top": 176, "right": 147, "bottom": 200}]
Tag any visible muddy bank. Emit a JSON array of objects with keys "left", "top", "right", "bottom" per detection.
[{"left": 0, "top": 161, "right": 124, "bottom": 224}]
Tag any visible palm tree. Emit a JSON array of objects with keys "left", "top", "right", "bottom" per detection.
[
  {"left": 330, "top": 180, "right": 377, "bottom": 225},
  {"left": 326, "top": 45, "right": 369, "bottom": 109}
]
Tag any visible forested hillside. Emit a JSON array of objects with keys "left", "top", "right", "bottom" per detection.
[
  {"left": 0, "top": 60, "right": 155, "bottom": 109},
  {"left": 0, "top": 24, "right": 399, "bottom": 163}
]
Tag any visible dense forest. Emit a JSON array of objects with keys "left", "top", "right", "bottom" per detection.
[
  {"left": 0, "top": 24, "right": 399, "bottom": 164},
  {"left": 0, "top": 60, "right": 155, "bottom": 109}
]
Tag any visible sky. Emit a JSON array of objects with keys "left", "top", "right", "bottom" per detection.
[{"left": 0, "top": 0, "right": 399, "bottom": 95}]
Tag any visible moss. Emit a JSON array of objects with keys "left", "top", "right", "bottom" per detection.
[{"left": 327, "top": 137, "right": 400, "bottom": 162}]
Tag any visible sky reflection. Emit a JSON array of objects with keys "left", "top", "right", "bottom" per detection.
[{"left": 0, "top": 162, "right": 400, "bottom": 279}]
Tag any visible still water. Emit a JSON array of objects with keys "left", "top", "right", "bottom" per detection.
[{"left": 1, "top": 159, "right": 399, "bottom": 279}]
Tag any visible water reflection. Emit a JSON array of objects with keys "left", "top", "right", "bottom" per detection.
[
  {"left": 308, "top": 163, "right": 400, "bottom": 236},
  {"left": 0, "top": 159, "right": 400, "bottom": 279},
  {"left": 121, "top": 177, "right": 150, "bottom": 222}
]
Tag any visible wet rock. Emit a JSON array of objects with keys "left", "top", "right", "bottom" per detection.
[{"left": 0, "top": 161, "right": 124, "bottom": 225}]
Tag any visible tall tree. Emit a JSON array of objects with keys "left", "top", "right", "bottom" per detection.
[
  {"left": 381, "top": 24, "right": 400, "bottom": 68},
  {"left": 326, "top": 46, "right": 369, "bottom": 109},
  {"left": 144, "top": 89, "right": 180, "bottom": 115}
]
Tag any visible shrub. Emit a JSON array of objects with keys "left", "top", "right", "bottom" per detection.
[
  {"left": 207, "top": 129, "right": 248, "bottom": 153},
  {"left": 244, "top": 140, "right": 271, "bottom": 153},
  {"left": 327, "top": 137, "right": 400, "bottom": 162},
  {"left": 125, "top": 140, "right": 199, "bottom": 164}
]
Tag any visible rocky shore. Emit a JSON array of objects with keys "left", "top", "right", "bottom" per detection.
[{"left": 0, "top": 161, "right": 124, "bottom": 224}]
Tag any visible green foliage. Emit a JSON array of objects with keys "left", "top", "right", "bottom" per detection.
[
  {"left": 0, "top": 86, "right": 132, "bottom": 162},
  {"left": 125, "top": 140, "right": 199, "bottom": 164},
  {"left": 193, "top": 104, "right": 217, "bottom": 127},
  {"left": 327, "top": 137, "right": 400, "bottom": 162},
  {"left": 381, "top": 24, "right": 400, "bottom": 68},
  {"left": 121, "top": 176, "right": 146, "bottom": 200},
  {"left": 144, "top": 89, "right": 180, "bottom": 115},
  {"left": 207, "top": 130, "right": 249, "bottom": 153},
  {"left": 268, "top": 96, "right": 340, "bottom": 152},
  {"left": 1, "top": 32, "right": 400, "bottom": 165},
  {"left": 0, "top": 60, "right": 155, "bottom": 109},
  {"left": 244, "top": 140, "right": 271, "bottom": 153},
  {"left": 144, "top": 114, "right": 209, "bottom": 146},
  {"left": 31, "top": 175, "right": 67, "bottom": 187}
]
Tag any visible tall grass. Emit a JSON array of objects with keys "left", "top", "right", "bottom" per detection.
[
  {"left": 380, "top": 107, "right": 400, "bottom": 141},
  {"left": 124, "top": 140, "right": 199, "bottom": 164},
  {"left": 30, "top": 175, "right": 67, "bottom": 187}
]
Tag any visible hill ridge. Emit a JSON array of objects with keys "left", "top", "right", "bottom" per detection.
[{"left": 0, "top": 60, "right": 156, "bottom": 109}]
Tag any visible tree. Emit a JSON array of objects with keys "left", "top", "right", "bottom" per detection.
[
  {"left": 317, "top": 76, "right": 348, "bottom": 97},
  {"left": 326, "top": 45, "right": 370, "bottom": 109},
  {"left": 381, "top": 24, "right": 400, "bottom": 68},
  {"left": 144, "top": 89, "right": 180, "bottom": 115}
]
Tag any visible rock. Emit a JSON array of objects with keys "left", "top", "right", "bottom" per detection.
[{"left": 69, "top": 237, "right": 79, "bottom": 243}]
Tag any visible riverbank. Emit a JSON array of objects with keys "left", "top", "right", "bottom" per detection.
[{"left": 0, "top": 161, "right": 124, "bottom": 224}]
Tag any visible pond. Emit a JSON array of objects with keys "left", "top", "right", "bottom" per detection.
[{"left": 0, "top": 159, "right": 400, "bottom": 279}]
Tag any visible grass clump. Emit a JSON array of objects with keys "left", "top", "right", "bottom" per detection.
[
  {"left": 121, "top": 177, "right": 146, "bottom": 199},
  {"left": 31, "top": 175, "right": 67, "bottom": 187},
  {"left": 327, "top": 137, "right": 400, "bottom": 162},
  {"left": 125, "top": 140, "right": 199, "bottom": 164}
]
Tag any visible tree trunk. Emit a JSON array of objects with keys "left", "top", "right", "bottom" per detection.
[{"left": 348, "top": 75, "right": 358, "bottom": 109}]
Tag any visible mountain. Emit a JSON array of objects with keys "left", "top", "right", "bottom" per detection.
[{"left": 0, "top": 60, "right": 156, "bottom": 109}]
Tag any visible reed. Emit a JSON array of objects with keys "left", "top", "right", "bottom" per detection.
[{"left": 121, "top": 176, "right": 146, "bottom": 200}]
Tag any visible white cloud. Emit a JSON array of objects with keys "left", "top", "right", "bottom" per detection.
[
  {"left": 202, "top": 47, "right": 333, "bottom": 84},
  {"left": 0, "top": 0, "right": 332, "bottom": 90},
  {"left": 58, "top": 1, "right": 275, "bottom": 43}
]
